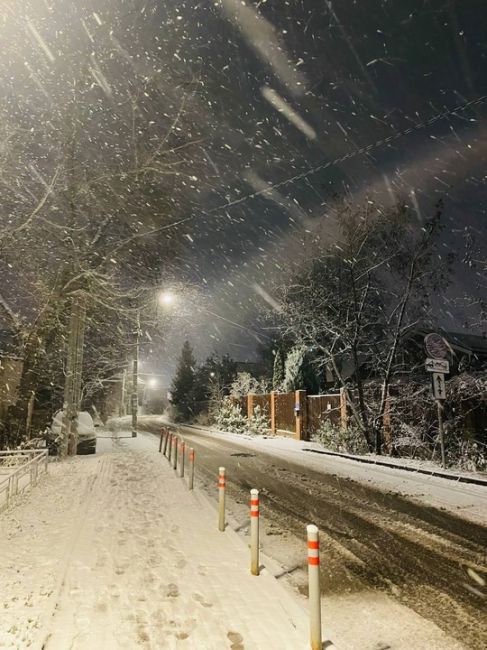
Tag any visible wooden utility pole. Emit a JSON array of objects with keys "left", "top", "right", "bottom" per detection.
[
  {"left": 131, "top": 310, "right": 140, "bottom": 438},
  {"left": 61, "top": 298, "right": 86, "bottom": 456},
  {"left": 119, "top": 368, "right": 127, "bottom": 417}
]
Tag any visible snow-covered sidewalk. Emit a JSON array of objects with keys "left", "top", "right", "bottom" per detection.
[{"left": 0, "top": 433, "right": 310, "bottom": 650}]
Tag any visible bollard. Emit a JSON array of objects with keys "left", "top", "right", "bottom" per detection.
[
  {"left": 188, "top": 447, "right": 195, "bottom": 490},
  {"left": 167, "top": 432, "right": 172, "bottom": 461},
  {"left": 179, "top": 440, "right": 185, "bottom": 478},
  {"left": 307, "top": 524, "right": 322, "bottom": 650},
  {"left": 250, "top": 488, "right": 260, "bottom": 576},
  {"left": 162, "top": 428, "right": 169, "bottom": 456},
  {"left": 158, "top": 428, "right": 164, "bottom": 453},
  {"left": 218, "top": 467, "right": 225, "bottom": 531},
  {"left": 172, "top": 436, "right": 178, "bottom": 470}
]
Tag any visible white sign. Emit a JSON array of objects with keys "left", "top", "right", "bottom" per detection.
[
  {"left": 425, "top": 358, "right": 449, "bottom": 373},
  {"left": 432, "top": 372, "right": 446, "bottom": 400}
]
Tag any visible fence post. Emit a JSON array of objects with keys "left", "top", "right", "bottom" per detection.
[
  {"left": 172, "top": 437, "right": 178, "bottom": 470},
  {"left": 270, "top": 391, "right": 276, "bottom": 435},
  {"left": 295, "top": 389, "right": 308, "bottom": 440},
  {"left": 218, "top": 467, "right": 225, "bottom": 531},
  {"left": 179, "top": 440, "right": 185, "bottom": 478},
  {"left": 188, "top": 447, "right": 195, "bottom": 490},
  {"left": 307, "top": 524, "right": 322, "bottom": 650},
  {"left": 250, "top": 488, "right": 260, "bottom": 575}
]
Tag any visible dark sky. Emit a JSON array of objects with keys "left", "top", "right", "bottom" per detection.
[
  {"left": 154, "top": 0, "right": 487, "bottom": 371},
  {"left": 2, "top": 0, "right": 486, "bottom": 380}
]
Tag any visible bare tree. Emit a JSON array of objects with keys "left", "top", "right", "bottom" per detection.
[{"left": 276, "top": 199, "right": 452, "bottom": 453}]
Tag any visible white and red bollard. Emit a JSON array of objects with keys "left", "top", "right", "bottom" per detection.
[
  {"left": 179, "top": 440, "right": 185, "bottom": 478},
  {"left": 218, "top": 467, "right": 225, "bottom": 531},
  {"left": 250, "top": 488, "right": 260, "bottom": 576},
  {"left": 188, "top": 447, "right": 195, "bottom": 490},
  {"left": 307, "top": 524, "right": 322, "bottom": 650},
  {"left": 167, "top": 432, "right": 173, "bottom": 461},
  {"left": 172, "top": 436, "right": 178, "bottom": 470},
  {"left": 159, "top": 428, "right": 164, "bottom": 453}
]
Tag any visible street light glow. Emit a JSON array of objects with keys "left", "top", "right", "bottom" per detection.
[
  {"left": 148, "top": 377, "right": 158, "bottom": 388},
  {"left": 159, "top": 291, "right": 175, "bottom": 306}
]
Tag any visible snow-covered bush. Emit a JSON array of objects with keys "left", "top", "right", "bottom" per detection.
[
  {"left": 229, "top": 372, "right": 260, "bottom": 398},
  {"left": 446, "top": 436, "right": 487, "bottom": 472},
  {"left": 313, "top": 420, "right": 368, "bottom": 455},
  {"left": 391, "top": 423, "right": 430, "bottom": 459},
  {"left": 215, "top": 397, "right": 247, "bottom": 433},
  {"left": 246, "top": 404, "right": 269, "bottom": 436}
]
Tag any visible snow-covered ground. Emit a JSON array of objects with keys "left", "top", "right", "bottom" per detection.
[
  {"left": 0, "top": 432, "right": 309, "bottom": 650},
  {"left": 0, "top": 429, "right": 478, "bottom": 649}
]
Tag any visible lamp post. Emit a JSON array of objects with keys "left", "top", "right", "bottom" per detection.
[{"left": 131, "top": 310, "right": 140, "bottom": 438}]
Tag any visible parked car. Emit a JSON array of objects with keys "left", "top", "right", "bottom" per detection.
[{"left": 49, "top": 411, "right": 97, "bottom": 455}]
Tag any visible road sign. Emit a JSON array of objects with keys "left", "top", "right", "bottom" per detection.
[
  {"left": 424, "top": 333, "right": 448, "bottom": 359},
  {"left": 432, "top": 372, "right": 446, "bottom": 400},
  {"left": 425, "top": 358, "right": 449, "bottom": 373}
]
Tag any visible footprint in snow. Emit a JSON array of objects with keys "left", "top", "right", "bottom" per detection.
[{"left": 192, "top": 593, "right": 213, "bottom": 608}]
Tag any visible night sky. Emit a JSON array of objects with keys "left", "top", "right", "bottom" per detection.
[{"left": 1, "top": 1, "right": 486, "bottom": 379}]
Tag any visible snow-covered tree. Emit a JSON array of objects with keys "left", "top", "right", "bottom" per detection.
[
  {"left": 171, "top": 341, "right": 198, "bottom": 422},
  {"left": 247, "top": 404, "right": 269, "bottom": 436},
  {"left": 282, "top": 346, "right": 306, "bottom": 392},
  {"left": 215, "top": 397, "right": 247, "bottom": 433},
  {"left": 272, "top": 349, "right": 285, "bottom": 390},
  {"left": 277, "top": 199, "right": 452, "bottom": 453}
]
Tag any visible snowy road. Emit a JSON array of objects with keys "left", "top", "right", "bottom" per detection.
[{"left": 137, "top": 418, "right": 487, "bottom": 650}]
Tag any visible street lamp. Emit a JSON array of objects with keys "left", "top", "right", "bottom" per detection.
[{"left": 159, "top": 291, "right": 175, "bottom": 306}]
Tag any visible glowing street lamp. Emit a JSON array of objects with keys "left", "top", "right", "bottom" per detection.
[
  {"left": 159, "top": 291, "right": 175, "bottom": 306},
  {"left": 148, "top": 377, "right": 158, "bottom": 389}
]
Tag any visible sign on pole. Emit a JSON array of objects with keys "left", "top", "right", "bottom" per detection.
[
  {"left": 425, "top": 358, "right": 449, "bottom": 374},
  {"left": 432, "top": 372, "right": 446, "bottom": 400},
  {"left": 424, "top": 333, "right": 448, "bottom": 359}
]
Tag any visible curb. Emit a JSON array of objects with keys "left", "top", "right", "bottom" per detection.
[{"left": 302, "top": 447, "right": 487, "bottom": 487}]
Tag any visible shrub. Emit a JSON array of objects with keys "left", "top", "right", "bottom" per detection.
[
  {"left": 313, "top": 420, "right": 368, "bottom": 455},
  {"left": 215, "top": 397, "right": 247, "bottom": 433},
  {"left": 246, "top": 404, "right": 269, "bottom": 436}
]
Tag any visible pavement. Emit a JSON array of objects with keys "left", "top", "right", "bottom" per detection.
[{"left": 0, "top": 432, "right": 314, "bottom": 650}]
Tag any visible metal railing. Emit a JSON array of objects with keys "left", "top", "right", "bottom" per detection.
[{"left": 0, "top": 449, "right": 49, "bottom": 512}]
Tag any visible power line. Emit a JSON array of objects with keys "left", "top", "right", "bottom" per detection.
[{"left": 208, "top": 94, "right": 487, "bottom": 214}]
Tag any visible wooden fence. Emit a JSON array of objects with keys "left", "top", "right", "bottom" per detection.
[{"left": 236, "top": 389, "right": 347, "bottom": 440}]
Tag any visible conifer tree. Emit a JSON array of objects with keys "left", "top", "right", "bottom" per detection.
[
  {"left": 272, "top": 349, "right": 285, "bottom": 390},
  {"left": 171, "top": 341, "right": 197, "bottom": 421}
]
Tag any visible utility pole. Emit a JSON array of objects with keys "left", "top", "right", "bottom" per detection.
[
  {"left": 61, "top": 298, "right": 86, "bottom": 456},
  {"left": 131, "top": 310, "right": 140, "bottom": 438},
  {"left": 119, "top": 368, "right": 127, "bottom": 417},
  {"left": 69, "top": 300, "right": 86, "bottom": 455}
]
